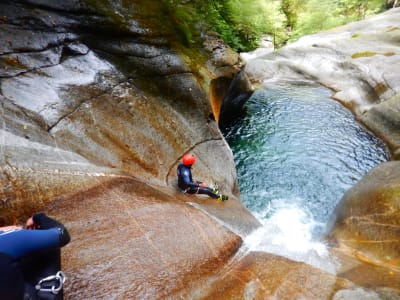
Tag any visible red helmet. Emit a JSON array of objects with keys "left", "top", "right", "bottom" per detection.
[{"left": 182, "top": 154, "right": 196, "bottom": 166}]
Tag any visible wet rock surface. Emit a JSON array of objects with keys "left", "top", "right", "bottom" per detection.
[
  {"left": 200, "top": 251, "right": 354, "bottom": 300},
  {"left": 0, "top": 0, "right": 260, "bottom": 298},
  {"left": 0, "top": 0, "right": 244, "bottom": 221},
  {"left": 1, "top": 1, "right": 399, "bottom": 299},
  {"left": 360, "top": 94, "right": 400, "bottom": 157},
  {"left": 48, "top": 178, "right": 243, "bottom": 299},
  {"left": 328, "top": 161, "right": 400, "bottom": 268}
]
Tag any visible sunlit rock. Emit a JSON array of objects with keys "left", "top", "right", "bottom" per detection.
[
  {"left": 333, "top": 288, "right": 381, "bottom": 300},
  {"left": 240, "top": 35, "right": 274, "bottom": 61},
  {"left": 0, "top": 97, "right": 124, "bottom": 225},
  {"left": 199, "top": 251, "right": 354, "bottom": 299},
  {"left": 328, "top": 247, "right": 400, "bottom": 297},
  {"left": 328, "top": 161, "right": 400, "bottom": 268},
  {"left": 360, "top": 94, "right": 400, "bottom": 157}
]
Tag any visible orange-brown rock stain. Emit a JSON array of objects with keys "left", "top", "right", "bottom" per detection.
[
  {"left": 374, "top": 82, "right": 388, "bottom": 97},
  {"left": 210, "top": 77, "right": 232, "bottom": 123},
  {"left": 330, "top": 247, "right": 400, "bottom": 293},
  {"left": 202, "top": 252, "right": 353, "bottom": 300},
  {"left": 46, "top": 177, "right": 243, "bottom": 299},
  {"left": 329, "top": 161, "right": 400, "bottom": 293},
  {"left": 0, "top": 164, "right": 117, "bottom": 226}
]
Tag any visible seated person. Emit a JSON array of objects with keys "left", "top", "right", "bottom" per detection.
[{"left": 177, "top": 153, "right": 228, "bottom": 201}]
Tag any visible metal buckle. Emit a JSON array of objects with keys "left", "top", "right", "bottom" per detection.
[{"left": 35, "top": 271, "right": 66, "bottom": 294}]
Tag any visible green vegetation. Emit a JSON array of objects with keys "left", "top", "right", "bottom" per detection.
[
  {"left": 162, "top": 0, "right": 389, "bottom": 51},
  {"left": 351, "top": 51, "right": 377, "bottom": 58},
  {"left": 351, "top": 51, "right": 396, "bottom": 58},
  {"left": 387, "top": 26, "right": 400, "bottom": 32}
]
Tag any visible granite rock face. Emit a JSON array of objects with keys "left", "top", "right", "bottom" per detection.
[
  {"left": 328, "top": 161, "right": 400, "bottom": 267},
  {"left": 0, "top": 1, "right": 260, "bottom": 298},
  {"left": 2, "top": 1, "right": 400, "bottom": 298},
  {"left": 0, "top": 0, "right": 244, "bottom": 223}
]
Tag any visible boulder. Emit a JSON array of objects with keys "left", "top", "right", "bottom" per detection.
[
  {"left": 328, "top": 161, "right": 400, "bottom": 268},
  {"left": 197, "top": 251, "right": 354, "bottom": 300}
]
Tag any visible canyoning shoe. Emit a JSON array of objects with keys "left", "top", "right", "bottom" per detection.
[
  {"left": 217, "top": 195, "right": 228, "bottom": 202},
  {"left": 211, "top": 184, "right": 219, "bottom": 194}
]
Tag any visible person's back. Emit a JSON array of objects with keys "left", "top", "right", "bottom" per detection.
[{"left": 177, "top": 162, "right": 195, "bottom": 191}]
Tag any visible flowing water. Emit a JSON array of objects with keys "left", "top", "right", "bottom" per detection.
[{"left": 224, "top": 82, "right": 389, "bottom": 272}]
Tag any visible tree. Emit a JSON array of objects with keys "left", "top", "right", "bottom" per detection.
[{"left": 161, "top": 0, "right": 388, "bottom": 51}]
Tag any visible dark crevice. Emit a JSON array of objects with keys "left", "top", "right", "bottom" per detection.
[
  {"left": 47, "top": 79, "right": 127, "bottom": 133},
  {"left": 0, "top": 35, "right": 79, "bottom": 56},
  {"left": 0, "top": 43, "right": 89, "bottom": 79},
  {"left": 156, "top": 71, "right": 194, "bottom": 78},
  {"left": 88, "top": 47, "right": 169, "bottom": 60},
  {"left": 1, "top": 60, "right": 59, "bottom": 79},
  {"left": 10, "top": 0, "right": 97, "bottom": 17}
]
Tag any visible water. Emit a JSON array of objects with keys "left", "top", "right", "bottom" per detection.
[{"left": 224, "top": 83, "right": 389, "bottom": 272}]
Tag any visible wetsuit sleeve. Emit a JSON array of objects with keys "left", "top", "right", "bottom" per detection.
[
  {"left": 32, "top": 212, "right": 71, "bottom": 247},
  {"left": 0, "top": 214, "right": 70, "bottom": 259}
]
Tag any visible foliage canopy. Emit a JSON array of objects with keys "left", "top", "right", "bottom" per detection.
[{"left": 162, "top": 0, "right": 390, "bottom": 51}]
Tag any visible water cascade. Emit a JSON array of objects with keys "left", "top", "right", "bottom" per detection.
[{"left": 224, "top": 82, "right": 389, "bottom": 273}]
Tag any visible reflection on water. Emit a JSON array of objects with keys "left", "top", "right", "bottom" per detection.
[{"left": 224, "top": 83, "right": 389, "bottom": 271}]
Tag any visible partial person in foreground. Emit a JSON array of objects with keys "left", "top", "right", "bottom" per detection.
[
  {"left": 177, "top": 153, "right": 228, "bottom": 201},
  {"left": 0, "top": 212, "right": 70, "bottom": 300}
]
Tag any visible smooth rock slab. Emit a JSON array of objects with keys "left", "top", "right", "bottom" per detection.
[
  {"left": 199, "top": 251, "right": 353, "bottom": 300},
  {"left": 328, "top": 161, "right": 400, "bottom": 268},
  {"left": 47, "top": 177, "right": 242, "bottom": 299}
]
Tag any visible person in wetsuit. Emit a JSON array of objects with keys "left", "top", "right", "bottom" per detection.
[
  {"left": 0, "top": 212, "right": 70, "bottom": 300},
  {"left": 177, "top": 153, "right": 228, "bottom": 201}
]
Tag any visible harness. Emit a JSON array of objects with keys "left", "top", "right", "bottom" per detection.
[
  {"left": 181, "top": 186, "right": 200, "bottom": 195},
  {"left": 35, "top": 271, "right": 66, "bottom": 295}
]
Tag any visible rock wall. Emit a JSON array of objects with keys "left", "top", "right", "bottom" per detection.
[
  {"left": 0, "top": 1, "right": 262, "bottom": 298},
  {"left": 0, "top": 0, "right": 245, "bottom": 223},
  {"left": 2, "top": 1, "right": 399, "bottom": 298}
]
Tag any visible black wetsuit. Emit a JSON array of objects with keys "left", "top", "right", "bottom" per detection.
[
  {"left": 177, "top": 163, "right": 219, "bottom": 198},
  {"left": 0, "top": 213, "right": 70, "bottom": 300}
]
